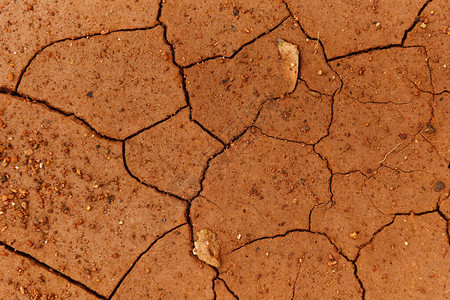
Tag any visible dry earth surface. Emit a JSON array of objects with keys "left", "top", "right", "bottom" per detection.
[{"left": 0, "top": 0, "right": 449, "bottom": 299}]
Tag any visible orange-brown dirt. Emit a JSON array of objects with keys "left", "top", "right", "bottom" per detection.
[{"left": 1, "top": 1, "right": 449, "bottom": 299}]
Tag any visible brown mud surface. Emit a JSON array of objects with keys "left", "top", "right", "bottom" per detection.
[{"left": 1, "top": 0, "right": 449, "bottom": 299}]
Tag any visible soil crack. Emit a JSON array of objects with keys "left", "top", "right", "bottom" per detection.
[
  {"left": 216, "top": 277, "right": 240, "bottom": 299},
  {"left": 314, "top": 0, "right": 434, "bottom": 62},
  {"left": 290, "top": 260, "right": 302, "bottom": 300},
  {"left": 180, "top": 16, "right": 290, "bottom": 69},
  {"left": 14, "top": 24, "right": 161, "bottom": 93},
  {"left": 353, "top": 218, "right": 396, "bottom": 262},
  {"left": 0, "top": 241, "right": 106, "bottom": 299},
  {"left": 0, "top": 90, "right": 120, "bottom": 142},
  {"left": 107, "top": 223, "right": 187, "bottom": 299},
  {"left": 401, "top": 0, "right": 434, "bottom": 45},
  {"left": 122, "top": 106, "right": 189, "bottom": 141},
  {"left": 121, "top": 141, "right": 189, "bottom": 203}
]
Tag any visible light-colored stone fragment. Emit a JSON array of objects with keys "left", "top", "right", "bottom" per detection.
[
  {"left": 277, "top": 38, "right": 300, "bottom": 92},
  {"left": 193, "top": 229, "right": 221, "bottom": 267}
]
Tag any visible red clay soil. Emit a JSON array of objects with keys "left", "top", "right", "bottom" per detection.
[{"left": 1, "top": 0, "right": 449, "bottom": 299}]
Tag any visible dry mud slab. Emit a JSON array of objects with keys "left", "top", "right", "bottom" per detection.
[{"left": 1, "top": 0, "right": 449, "bottom": 299}]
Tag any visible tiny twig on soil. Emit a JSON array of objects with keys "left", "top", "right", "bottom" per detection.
[{"left": 378, "top": 142, "right": 402, "bottom": 164}]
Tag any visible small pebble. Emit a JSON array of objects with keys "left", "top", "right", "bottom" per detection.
[
  {"left": 307, "top": 90, "right": 321, "bottom": 98},
  {"left": 434, "top": 181, "right": 445, "bottom": 192},
  {"left": 317, "top": 70, "right": 323, "bottom": 76},
  {"left": 1, "top": 174, "right": 8, "bottom": 183},
  {"left": 398, "top": 133, "right": 407, "bottom": 140},
  {"left": 423, "top": 124, "right": 435, "bottom": 133}
]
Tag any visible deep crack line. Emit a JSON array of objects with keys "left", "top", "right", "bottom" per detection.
[
  {"left": 401, "top": 0, "right": 434, "bottom": 45},
  {"left": 323, "top": 0, "right": 434, "bottom": 62},
  {"left": 192, "top": 119, "right": 226, "bottom": 146},
  {"left": 0, "top": 241, "right": 106, "bottom": 299},
  {"left": 179, "top": 16, "right": 291, "bottom": 69},
  {"left": 282, "top": 1, "right": 343, "bottom": 97},
  {"left": 156, "top": 10, "right": 226, "bottom": 145},
  {"left": 14, "top": 24, "right": 161, "bottom": 93},
  {"left": 107, "top": 223, "right": 187, "bottom": 299},
  {"left": 352, "top": 261, "right": 366, "bottom": 300},
  {"left": 122, "top": 105, "right": 188, "bottom": 141},
  {"left": 281, "top": 0, "right": 329, "bottom": 64},
  {"left": 354, "top": 217, "right": 396, "bottom": 262},
  {"left": 227, "top": 228, "right": 348, "bottom": 261},
  {"left": 216, "top": 277, "right": 240, "bottom": 300},
  {"left": 121, "top": 141, "right": 189, "bottom": 203},
  {"left": 0, "top": 90, "right": 120, "bottom": 142},
  {"left": 350, "top": 219, "right": 401, "bottom": 299},
  {"left": 156, "top": 20, "right": 194, "bottom": 118},
  {"left": 3, "top": 90, "right": 202, "bottom": 205},
  {"left": 189, "top": 98, "right": 274, "bottom": 204},
  {"left": 328, "top": 44, "right": 404, "bottom": 62},
  {"left": 212, "top": 275, "right": 218, "bottom": 300},
  {"left": 1, "top": 89, "right": 191, "bottom": 144},
  {"left": 3, "top": 29, "right": 192, "bottom": 144},
  {"left": 188, "top": 145, "right": 227, "bottom": 202}
]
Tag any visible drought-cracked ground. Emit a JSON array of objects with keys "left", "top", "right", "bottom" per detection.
[{"left": 0, "top": 0, "right": 449, "bottom": 299}]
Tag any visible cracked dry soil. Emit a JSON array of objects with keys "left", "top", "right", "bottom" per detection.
[{"left": 0, "top": 0, "right": 449, "bottom": 299}]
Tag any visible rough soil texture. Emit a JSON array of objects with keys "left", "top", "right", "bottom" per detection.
[
  {"left": 0, "top": 0, "right": 160, "bottom": 90},
  {"left": 0, "top": 0, "right": 449, "bottom": 299},
  {"left": 220, "top": 231, "right": 362, "bottom": 299},
  {"left": 357, "top": 213, "right": 449, "bottom": 299},
  {"left": 18, "top": 27, "right": 185, "bottom": 140},
  {"left": 285, "top": 0, "right": 429, "bottom": 59},
  {"left": 112, "top": 225, "right": 216, "bottom": 299},
  {"left": 405, "top": 0, "right": 449, "bottom": 93},
  {"left": 125, "top": 109, "right": 223, "bottom": 199},
  {"left": 0, "top": 245, "right": 93, "bottom": 299}
]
